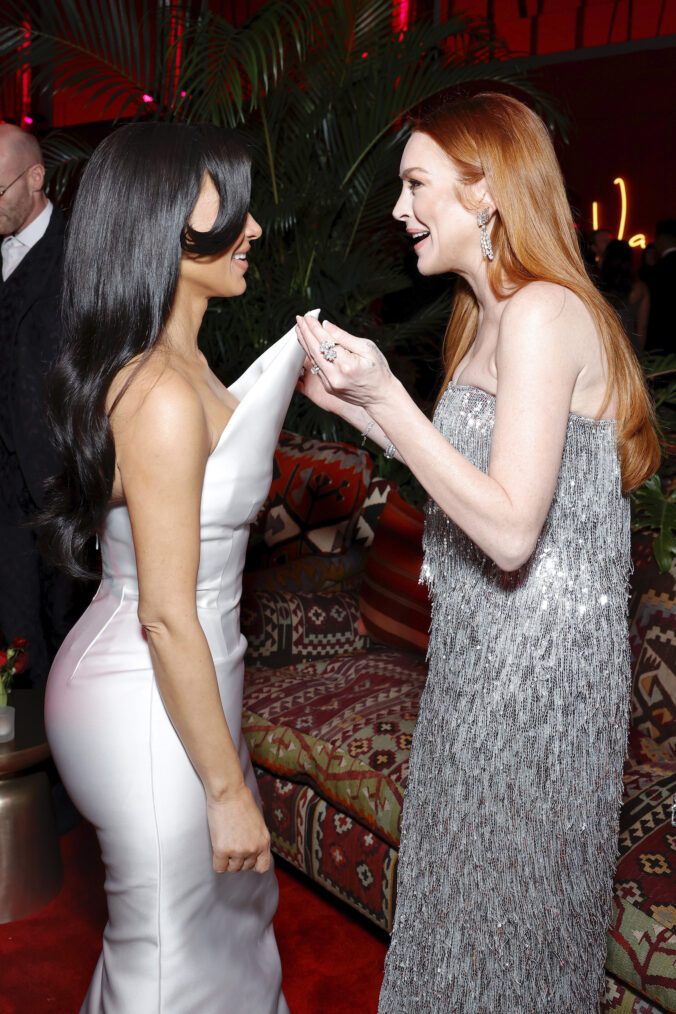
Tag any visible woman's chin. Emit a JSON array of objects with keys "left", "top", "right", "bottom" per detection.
[{"left": 213, "top": 280, "right": 248, "bottom": 299}]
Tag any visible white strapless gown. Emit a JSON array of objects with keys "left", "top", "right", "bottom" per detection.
[{"left": 45, "top": 325, "right": 309, "bottom": 1014}]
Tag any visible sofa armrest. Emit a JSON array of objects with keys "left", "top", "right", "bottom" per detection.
[{"left": 242, "top": 587, "right": 370, "bottom": 667}]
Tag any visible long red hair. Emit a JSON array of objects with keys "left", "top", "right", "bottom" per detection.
[{"left": 416, "top": 93, "right": 660, "bottom": 493}]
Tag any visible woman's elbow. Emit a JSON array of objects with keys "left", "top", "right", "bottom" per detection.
[
  {"left": 489, "top": 528, "right": 538, "bottom": 573},
  {"left": 137, "top": 601, "right": 198, "bottom": 641}
]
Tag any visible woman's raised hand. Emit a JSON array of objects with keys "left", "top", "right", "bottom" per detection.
[
  {"left": 206, "top": 783, "right": 272, "bottom": 875},
  {"left": 295, "top": 315, "right": 393, "bottom": 411}
]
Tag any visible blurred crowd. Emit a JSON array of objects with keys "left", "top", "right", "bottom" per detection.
[{"left": 584, "top": 219, "right": 676, "bottom": 354}]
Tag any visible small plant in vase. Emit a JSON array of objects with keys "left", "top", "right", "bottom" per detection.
[
  {"left": 0, "top": 637, "right": 29, "bottom": 707},
  {"left": 0, "top": 638, "right": 29, "bottom": 742}
]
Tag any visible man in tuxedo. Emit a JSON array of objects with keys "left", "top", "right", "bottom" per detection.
[
  {"left": 0, "top": 123, "right": 86, "bottom": 690},
  {"left": 646, "top": 218, "right": 676, "bottom": 352}
]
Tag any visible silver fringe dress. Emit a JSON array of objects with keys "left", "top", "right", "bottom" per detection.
[{"left": 378, "top": 384, "right": 631, "bottom": 1014}]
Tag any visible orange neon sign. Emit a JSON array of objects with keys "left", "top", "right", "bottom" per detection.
[{"left": 592, "top": 177, "right": 646, "bottom": 249}]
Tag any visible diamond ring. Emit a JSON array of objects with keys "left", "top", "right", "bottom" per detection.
[
  {"left": 319, "top": 339, "right": 337, "bottom": 363},
  {"left": 310, "top": 363, "right": 321, "bottom": 375}
]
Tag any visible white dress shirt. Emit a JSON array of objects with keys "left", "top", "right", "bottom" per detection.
[{"left": 1, "top": 200, "right": 53, "bottom": 281}]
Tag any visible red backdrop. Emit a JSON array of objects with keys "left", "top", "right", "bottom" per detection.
[{"left": 2, "top": 0, "right": 675, "bottom": 240}]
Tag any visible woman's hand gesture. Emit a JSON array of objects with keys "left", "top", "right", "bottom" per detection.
[
  {"left": 295, "top": 315, "right": 393, "bottom": 412},
  {"left": 206, "top": 783, "right": 271, "bottom": 874}
]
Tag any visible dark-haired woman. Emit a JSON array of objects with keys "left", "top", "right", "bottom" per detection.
[
  {"left": 296, "top": 93, "right": 660, "bottom": 1012},
  {"left": 42, "top": 123, "right": 303, "bottom": 1013}
]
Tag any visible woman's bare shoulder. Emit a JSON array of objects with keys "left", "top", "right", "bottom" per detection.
[
  {"left": 501, "top": 281, "right": 589, "bottom": 329},
  {"left": 498, "top": 282, "right": 594, "bottom": 361},
  {"left": 107, "top": 352, "right": 208, "bottom": 452}
]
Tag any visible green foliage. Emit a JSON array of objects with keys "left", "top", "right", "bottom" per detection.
[
  {"left": 630, "top": 351, "right": 676, "bottom": 572},
  {"left": 631, "top": 474, "right": 676, "bottom": 575},
  {"left": 0, "top": 0, "right": 548, "bottom": 392},
  {"left": 641, "top": 351, "right": 676, "bottom": 439},
  {"left": 40, "top": 131, "right": 93, "bottom": 202}
]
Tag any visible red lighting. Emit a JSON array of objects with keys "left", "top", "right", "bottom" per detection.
[
  {"left": 20, "top": 19, "right": 31, "bottom": 126},
  {"left": 394, "top": 0, "right": 410, "bottom": 33},
  {"left": 22, "top": 115, "right": 33, "bottom": 125},
  {"left": 142, "top": 93, "right": 153, "bottom": 103},
  {"left": 361, "top": 51, "right": 368, "bottom": 58}
]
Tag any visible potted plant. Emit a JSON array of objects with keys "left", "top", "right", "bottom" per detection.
[{"left": 0, "top": 637, "right": 29, "bottom": 743}]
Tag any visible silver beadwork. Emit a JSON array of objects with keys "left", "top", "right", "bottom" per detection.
[
  {"left": 478, "top": 207, "right": 494, "bottom": 261},
  {"left": 379, "top": 384, "right": 631, "bottom": 1013},
  {"left": 319, "top": 339, "right": 337, "bottom": 362}
]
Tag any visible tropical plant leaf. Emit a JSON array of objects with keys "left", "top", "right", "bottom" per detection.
[
  {"left": 40, "top": 130, "right": 93, "bottom": 202},
  {"left": 1, "top": 0, "right": 570, "bottom": 498},
  {"left": 631, "top": 474, "right": 676, "bottom": 573}
]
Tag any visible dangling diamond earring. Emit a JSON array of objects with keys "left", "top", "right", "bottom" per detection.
[{"left": 477, "top": 208, "right": 494, "bottom": 261}]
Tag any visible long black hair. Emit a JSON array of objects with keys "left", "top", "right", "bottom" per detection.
[{"left": 40, "top": 122, "right": 252, "bottom": 578}]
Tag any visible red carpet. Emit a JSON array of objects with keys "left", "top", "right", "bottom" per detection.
[{"left": 0, "top": 822, "right": 387, "bottom": 1013}]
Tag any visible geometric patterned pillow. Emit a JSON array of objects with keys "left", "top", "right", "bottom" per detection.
[
  {"left": 249, "top": 431, "right": 372, "bottom": 568},
  {"left": 358, "top": 489, "right": 431, "bottom": 655},
  {"left": 608, "top": 768, "right": 676, "bottom": 1012},
  {"left": 629, "top": 535, "right": 676, "bottom": 754},
  {"left": 241, "top": 588, "right": 370, "bottom": 667},
  {"left": 631, "top": 612, "right": 676, "bottom": 756},
  {"left": 352, "top": 477, "right": 397, "bottom": 548},
  {"left": 628, "top": 535, "right": 676, "bottom": 667}
]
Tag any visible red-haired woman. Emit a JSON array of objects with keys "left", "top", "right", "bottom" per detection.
[{"left": 296, "top": 93, "right": 660, "bottom": 1013}]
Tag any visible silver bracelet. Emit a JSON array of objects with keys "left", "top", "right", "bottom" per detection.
[
  {"left": 360, "top": 420, "right": 376, "bottom": 445},
  {"left": 384, "top": 441, "right": 397, "bottom": 459}
]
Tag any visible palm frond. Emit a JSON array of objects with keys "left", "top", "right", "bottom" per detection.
[
  {"left": 1, "top": 0, "right": 155, "bottom": 117},
  {"left": 40, "top": 130, "right": 93, "bottom": 202},
  {"left": 631, "top": 474, "right": 676, "bottom": 574}
]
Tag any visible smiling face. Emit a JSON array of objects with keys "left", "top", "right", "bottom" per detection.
[
  {"left": 179, "top": 173, "right": 262, "bottom": 299},
  {"left": 392, "top": 131, "right": 493, "bottom": 278}
]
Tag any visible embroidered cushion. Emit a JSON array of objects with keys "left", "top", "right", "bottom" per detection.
[
  {"left": 607, "top": 766, "right": 676, "bottom": 1012},
  {"left": 628, "top": 536, "right": 676, "bottom": 757},
  {"left": 249, "top": 431, "right": 372, "bottom": 568},
  {"left": 353, "top": 477, "right": 397, "bottom": 548},
  {"left": 243, "top": 648, "right": 427, "bottom": 847},
  {"left": 358, "top": 489, "right": 432, "bottom": 654},
  {"left": 242, "top": 588, "right": 369, "bottom": 667}
]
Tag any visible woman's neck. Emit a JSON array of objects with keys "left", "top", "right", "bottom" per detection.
[
  {"left": 161, "top": 277, "right": 209, "bottom": 359},
  {"left": 458, "top": 263, "right": 507, "bottom": 333}
]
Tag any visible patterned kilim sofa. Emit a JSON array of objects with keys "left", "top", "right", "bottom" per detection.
[{"left": 241, "top": 431, "right": 676, "bottom": 1012}]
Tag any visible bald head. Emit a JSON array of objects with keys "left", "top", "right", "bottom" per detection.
[
  {"left": 0, "top": 123, "right": 47, "bottom": 237},
  {"left": 0, "top": 123, "right": 43, "bottom": 166}
]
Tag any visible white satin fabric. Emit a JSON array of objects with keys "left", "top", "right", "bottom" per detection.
[{"left": 46, "top": 324, "right": 311, "bottom": 1013}]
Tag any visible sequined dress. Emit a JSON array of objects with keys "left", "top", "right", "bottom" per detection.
[{"left": 378, "top": 384, "right": 631, "bottom": 1014}]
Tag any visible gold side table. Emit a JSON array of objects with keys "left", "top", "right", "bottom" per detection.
[{"left": 0, "top": 689, "right": 63, "bottom": 923}]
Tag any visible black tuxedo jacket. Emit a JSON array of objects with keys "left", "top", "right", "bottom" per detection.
[{"left": 0, "top": 205, "right": 66, "bottom": 520}]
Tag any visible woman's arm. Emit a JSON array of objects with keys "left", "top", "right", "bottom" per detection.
[
  {"left": 111, "top": 367, "right": 270, "bottom": 874},
  {"left": 296, "top": 359, "right": 406, "bottom": 462},
  {"left": 296, "top": 285, "right": 582, "bottom": 572}
]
